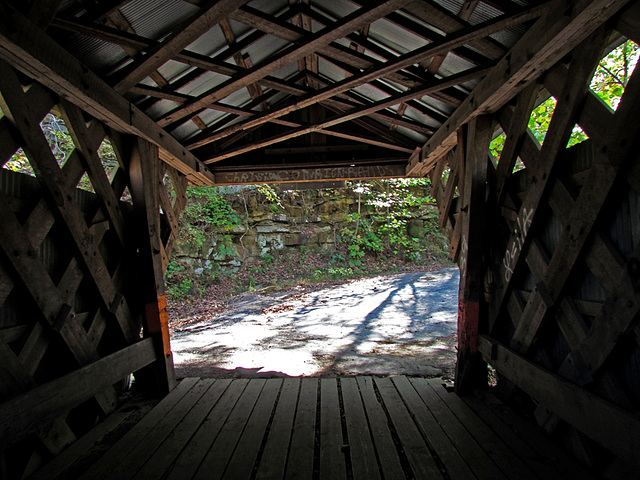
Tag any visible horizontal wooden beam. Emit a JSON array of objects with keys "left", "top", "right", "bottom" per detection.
[
  {"left": 0, "top": 338, "right": 156, "bottom": 448},
  {"left": 265, "top": 145, "right": 369, "bottom": 155},
  {"left": 0, "top": 3, "right": 215, "bottom": 185},
  {"left": 212, "top": 164, "right": 407, "bottom": 185},
  {"left": 409, "top": 0, "right": 631, "bottom": 176},
  {"left": 478, "top": 335, "right": 640, "bottom": 467}
]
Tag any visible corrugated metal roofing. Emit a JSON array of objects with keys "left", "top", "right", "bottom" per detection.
[{"left": 47, "top": 0, "right": 552, "bottom": 169}]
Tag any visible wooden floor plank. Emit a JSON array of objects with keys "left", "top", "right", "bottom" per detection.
[
  {"left": 427, "top": 379, "right": 540, "bottom": 480},
  {"left": 193, "top": 378, "right": 266, "bottom": 480},
  {"left": 255, "top": 377, "right": 300, "bottom": 480},
  {"left": 105, "top": 379, "right": 215, "bottom": 480},
  {"left": 410, "top": 378, "right": 508, "bottom": 480},
  {"left": 460, "top": 391, "right": 569, "bottom": 480},
  {"left": 355, "top": 376, "right": 406, "bottom": 480},
  {"left": 391, "top": 376, "right": 476, "bottom": 480},
  {"left": 465, "top": 389, "right": 598, "bottom": 480},
  {"left": 164, "top": 379, "right": 249, "bottom": 480},
  {"left": 374, "top": 376, "right": 444, "bottom": 480},
  {"left": 222, "top": 378, "right": 283, "bottom": 480},
  {"left": 319, "top": 378, "right": 347, "bottom": 480},
  {"left": 340, "top": 377, "right": 381, "bottom": 480},
  {"left": 286, "top": 377, "right": 318, "bottom": 479},
  {"left": 133, "top": 379, "right": 232, "bottom": 480},
  {"left": 74, "top": 376, "right": 601, "bottom": 480},
  {"left": 78, "top": 377, "right": 200, "bottom": 480}
]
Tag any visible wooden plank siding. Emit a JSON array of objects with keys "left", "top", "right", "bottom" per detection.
[{"left": 28, "top": 376, "right": 596, "bottom": 480}]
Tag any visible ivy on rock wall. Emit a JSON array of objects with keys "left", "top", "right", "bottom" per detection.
[{"left": 167, "top": 179, "right": 450, "bottom": 297}]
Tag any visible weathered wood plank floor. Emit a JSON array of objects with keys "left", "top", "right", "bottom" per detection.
[{"left": 43, "top": 376, "right": 595, "bottom": 480}]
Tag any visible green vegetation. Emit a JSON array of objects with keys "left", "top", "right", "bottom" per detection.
[
  {"left": 341, "top": 178, "right": 447, "bottom": 266},
  {"left": 166, "top": 179, "right": 451, "bottom": 299}
]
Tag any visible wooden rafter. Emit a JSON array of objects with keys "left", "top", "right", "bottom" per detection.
[
  {"left": 157, "top": 0, "right": 428, "bottom": 128},
  {"left": 169, "top": 2, "right": 547, "bottom": 148},
  {"left": 112, "top": 0, "right": 250, "bottom": 93},
  {"left": 200, "top": 66, "right": 490, "bottom": 161}
]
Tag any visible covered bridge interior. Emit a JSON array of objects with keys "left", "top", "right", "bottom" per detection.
[{"left": 0, "top": 0, "right": 639, "bottom": 478}]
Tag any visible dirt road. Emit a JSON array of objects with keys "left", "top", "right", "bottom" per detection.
[{"left": 170, "top": 267, "right": 460, "bottom": 380}]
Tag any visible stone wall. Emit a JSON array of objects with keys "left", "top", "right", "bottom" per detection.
[{"left": 172, "top": 185, "right": 438, "bottom": 275}]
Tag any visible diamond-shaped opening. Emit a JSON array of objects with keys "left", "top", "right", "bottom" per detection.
[
  {"left": 76, "top": 171, "right": 95, "bottom": 193},
  {"left": 120, "top": 186, "right": 132, "bottom": 203},
  {"left": 512, "top": 157, "right": 526, "bottom": 174},
  {"left": 589, "top": 39, "right": 639, "bottom": 111},
  {"left": 440, "top": 166, "right": 451, "bottom": 188},
  {"left": 489, "top": 131, "right": 506, "bottom": 162},
  {"left": 98, "top": 137, "right": 119, "bottom": 183},
  {"left": 3, "top": 147, "right": 36, "bottom": 176},
  {"left": 567, "top": 124, "right": 589, "bottom": 148},
  {"left": 528, "top": 96, "right": 557, "bottom": 146},
  {"left": 163, "top": 173, "right": 177, "bottom": 207},
  {"left": 40, "top": 112, "right": 74, "bottom": 168}
]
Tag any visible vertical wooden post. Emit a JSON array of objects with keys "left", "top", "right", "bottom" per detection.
[
  {"left": 128, "top": 137, "right": 176, "bottom": 394},
  {"left": 455, "top": 116, "right": 492, "bottom": 394}
]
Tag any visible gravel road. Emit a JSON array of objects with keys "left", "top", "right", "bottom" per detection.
[{"left": 170, "top": 267, "right": 460, "bottom": 380}]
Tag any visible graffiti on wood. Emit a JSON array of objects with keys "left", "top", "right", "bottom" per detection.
[
  {"left": 215, "top": 165, "right": 405, "bottom": 185},
  {"left": 502, "top": 207, "right": 534, "bottom": 282}
]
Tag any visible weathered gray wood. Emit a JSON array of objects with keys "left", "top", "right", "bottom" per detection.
[
  {"left": 340, "top": 377, "right": 380, "bottom": 480},
  {"left": 77, "top": 377, "right": 199, "bottom": 480},
  {"left": 255, "top": 377, "right": 300, "bottom": 480},
  {"left": 427, "top": 378, "right": 540, "bottom": 480},
  {"left": 490, "top": 31, "right": 607, "bottom": 335},
  {"left": 511, "top": 37, "right": 640, "bottom": 354},
  {"left": 103, "top": 379, "right": 215, "bottom": 480},
  {"left": 319, "top": 378, "right": 347, "bottom": 480},
  {"left": 164, "top": 379, "right": 249, "bottom": 480},
  {"left": 286, "top": 377, "right": 318, "bottom": 479},
  {"left": 410, "top": 377, "right": 508, "bottom": 480},
  {"left": 374, "top": 377, "right": 443, "bottom": 479},
  {"left": 194, "top": 379, "right": 266, "bottom": 480},
  {"left": 391, "top": 376, "right": 475, "bottom": 479},
  {"left": 222, "top": 378, "right": 282, "bottom": 480},
  {"left": 355, "top": 376, "right": 405, "bottom": 480},
  {"left": 0, "top": 338, "right": 157, "bottom": 449},
  {"left": 133, "top": 379, "right": 232, "bottom": 480}
]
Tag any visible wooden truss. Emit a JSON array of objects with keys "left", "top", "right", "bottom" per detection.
[
  {"left": 433, "top": 8, "right": 640, "bottom": 471},
  {"left": 0, "top": 61, "right": 188, "bottom": 477}
]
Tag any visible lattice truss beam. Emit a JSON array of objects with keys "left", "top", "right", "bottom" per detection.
[
  {"left": 432, "top": 4, "right": 640, "bottom": 471},
  {"left": 0, "top": 60, "right": 188, "bottom": 477},
  {"left": 9, "top": 0, "right": 558, "bottom": 183}
]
